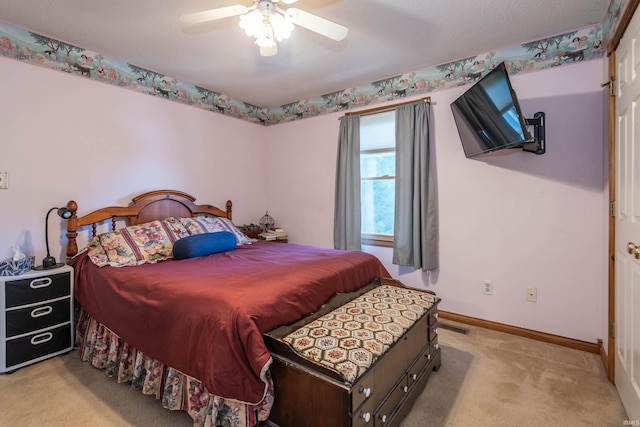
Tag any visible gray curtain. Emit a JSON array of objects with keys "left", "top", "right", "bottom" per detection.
[
  {"left": 334, "top": 115, "right": 362, "bottom": 251},
  {"left": 392, "top": 102, "right": 439, "bottom": 270}
]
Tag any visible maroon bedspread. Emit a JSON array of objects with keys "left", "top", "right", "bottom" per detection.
[{"left": 70, "top": 241, "right": 389, "bottom": 404}]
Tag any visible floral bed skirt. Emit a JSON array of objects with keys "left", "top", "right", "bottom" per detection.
[{"left": 76, "top": 309, "right": 274, "bottom": 427}]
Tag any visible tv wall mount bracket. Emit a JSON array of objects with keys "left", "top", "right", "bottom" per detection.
[{"left": 521, "top": 112, "right": 545, "bottom": 155}]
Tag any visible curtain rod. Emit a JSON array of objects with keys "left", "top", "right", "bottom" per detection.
[{"left": 342, "top": 96, "right": 431, "bottom": 118}]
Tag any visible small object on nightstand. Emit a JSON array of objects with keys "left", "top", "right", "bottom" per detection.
[
  {"left": 0, "top": 264, "right": 74, "bottom": 373},
  {"left": 259, "top": 228, "right": 288, "bottom": 243},
  {"left": 36, "top": 206, "right": 73, "bottom": 271},
  {"left": 0, "top": 247, "right": 34, "bottom": 277},
  {"left": 273, "top": 228, "right": 287, "bottom": 241},
  {"left": 258, "top": 231, "right": 277, "bottom": 241},
  {"left": 259, "top": 211, "right": 275, "bottom": 233},
  {"left": 238, "top": 224, "right": 263, "bottom": 239}
]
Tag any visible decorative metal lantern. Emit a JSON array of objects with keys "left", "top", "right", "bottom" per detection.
[{"left": 259, "top": 211, "right": 274, "bottom": 232}]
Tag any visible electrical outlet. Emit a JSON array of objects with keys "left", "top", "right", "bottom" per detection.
[
  {"left": 0, "top": 171, "right": 7, "bottom": 189},
  {"left": 526, "top": 287, "right": 537, "bottom": 302},
  {"left": 483, "top": 280, "right": 493, "bottom": 295}
]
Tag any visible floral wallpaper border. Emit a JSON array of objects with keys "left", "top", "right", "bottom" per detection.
[{"left": 0, "top": 4, "right": 624, "bottom": 126}]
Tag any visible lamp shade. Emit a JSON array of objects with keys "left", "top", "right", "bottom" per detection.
[
  {"left": 36, "top": 206, "right": 73, "bottom": 270},
  {"left": 239, "top": 9, "right": 263, "bottom": 37},
  {"left": 270, "top": 13, "right": 293, "bottom": 41}
]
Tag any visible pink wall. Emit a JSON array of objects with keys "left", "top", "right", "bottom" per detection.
[
  {"left": 265, "top": 60, "right": 608, "bottom": 344},
  {"left": 0, "top": 57, "right": 268, "bottom": 264},
  {"left": 0, "top": 53, "right": 608, "bottom": 345}
]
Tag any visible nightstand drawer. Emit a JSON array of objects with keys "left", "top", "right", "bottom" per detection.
[
  {"left": 6, "top": 298, "right": 71, "bottom": 338},
  {"left": 6, "top": 323, "right": 72, "bottom": 368},
  {"left": 5, "top": 272, "right": 71, "bottom": 308}
]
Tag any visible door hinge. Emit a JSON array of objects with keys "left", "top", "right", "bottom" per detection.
[
  {"left": 601, "top": 77, "right": 616, "bottom": 97},
  {"left": 609, "top": 321, "right": 615, "bottom": 338},
  {"left": 610, "top": 201, "right": 616, "bottom": 217}
]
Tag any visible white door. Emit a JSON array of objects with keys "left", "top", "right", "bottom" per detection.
[{"left": 615, "top": 6, "right": 640, "bottom": 420}]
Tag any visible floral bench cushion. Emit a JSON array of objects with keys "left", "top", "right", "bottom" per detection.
[{"left": 282, "top": 285, "right": 438, "bottom": 384}]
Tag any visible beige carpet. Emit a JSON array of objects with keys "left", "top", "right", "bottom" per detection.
[
  {"left": 401, "top": 321, "right": 627, "bottom": 427},
  {"left": 0, "top": 321, "right": 627, "bottom": 426}
]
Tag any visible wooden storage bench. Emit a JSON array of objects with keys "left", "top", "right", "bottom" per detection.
[{"left": 263, "top": 278, "right": 441, "bottom": 427}]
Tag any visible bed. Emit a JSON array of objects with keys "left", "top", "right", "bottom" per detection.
[{"left": 64, "top": 189, "right": 394, "bottom": 426}]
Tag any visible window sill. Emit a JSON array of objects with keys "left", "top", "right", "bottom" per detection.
[{"left": 362, "top": 236, "right": 394, "bottom": 248}]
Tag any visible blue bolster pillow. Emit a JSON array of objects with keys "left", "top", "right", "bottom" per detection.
[{"left": 172, "top": 231, "right": 236, "bottom": 260}]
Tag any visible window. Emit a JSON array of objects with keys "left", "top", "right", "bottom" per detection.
[{"left": 360, "top": 111, "right": 395, "bottom": 246}]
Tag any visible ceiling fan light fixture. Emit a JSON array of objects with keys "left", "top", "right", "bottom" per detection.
[
  {"left": 255, "top": 27, "right": 276, "bottom": 48},
  {"left": 182, "top": 0, "right": 347, "bottom": 56},
  {"left": 239, "top": 9, "right": 263, "bottom": 38},
  {"left": 259, "top": 44, "right": 278, "bottom": 57},
  {"left": 239, "top": 1, "right": 293, "bottom": 53},
  {"left": 270, "top": 13, "right": 293, "bottom": 41}
]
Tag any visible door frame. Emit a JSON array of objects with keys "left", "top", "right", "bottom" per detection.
[{"left": 606, "top": 0, "right": 640, "bottom": 383}]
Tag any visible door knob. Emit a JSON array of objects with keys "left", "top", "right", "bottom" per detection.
[
  {"left": 628, "top": 242, "right": 640, "bottom": 259},
  {"left": 628, "top": 242, "right": 636, "bottom": 255}
]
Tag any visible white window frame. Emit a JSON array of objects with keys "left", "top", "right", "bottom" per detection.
[{"left": 360, "top": 112, "right": 395, "bottom": 247}]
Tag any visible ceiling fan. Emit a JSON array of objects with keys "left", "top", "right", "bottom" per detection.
[{"left": 179, "top": 0, "right": 349, "bottom": 56}]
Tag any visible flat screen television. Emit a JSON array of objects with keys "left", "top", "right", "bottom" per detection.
[{"left": 451, "top": 62, "right": 535, "bottom": 158}]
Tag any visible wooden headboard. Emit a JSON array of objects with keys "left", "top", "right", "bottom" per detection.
[{"left": 65, "top": 189, "right": 232, "bottom": 260}]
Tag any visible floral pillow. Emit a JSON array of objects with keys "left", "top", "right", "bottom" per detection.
[
  {"left": 176, "top": 216, "right": 255, "bottom": 245},
  {"left": 87, "top": 218, "right": 189, "bottom": 267},
  {"left": 163, "top": 216, "right": 191, "bottom": 240}
]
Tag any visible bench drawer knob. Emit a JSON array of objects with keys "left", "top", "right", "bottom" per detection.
[{"left": 359, "top": 386, "right": 371, "bottom": 397}]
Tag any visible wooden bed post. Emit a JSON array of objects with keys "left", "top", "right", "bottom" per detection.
[
  {"left": 226, "top": 200, "right": 232, "bottom": 219},
  {"left": 65, "top": 200, "right": 78, "bottom": 262}
]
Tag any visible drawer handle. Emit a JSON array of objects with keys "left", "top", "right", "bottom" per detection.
[
  {"left": 433, "top": 327, "right": 439, "bottom": 334},
  {"left": 427, "top": 354, "right": 431, "bottom": 360},
  {"left": 358, "top": 386, "right": 371, "bottom": 397},
  {"left": 411, "top": 373, "right": 418, "bottom": 381},
  {"left": 379, "top": 414, "right": 388, "bottom": 423},
  {"left": 30, "top": 332, "right": 53, "bottom": 345},
  {"left": 360, "top": 412, "right": 371, "bottom": 423},
  {"left": 30, "top": 278, "right": 52, "bottom": 289},
  {"left": 31, "top": 306, "right": 53, "bottom": 318},
  {"left": 403, "top": 385, "right": 409, "bottom": 393},
  {"left": 435, "top": 344, "right": 440, "bottom": 350}
]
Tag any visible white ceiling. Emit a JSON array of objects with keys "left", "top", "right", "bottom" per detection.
[{"left": 0, "top": 0, "right": 609, "bottom": 108}]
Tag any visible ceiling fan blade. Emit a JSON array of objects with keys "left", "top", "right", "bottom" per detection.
[
  {"left": 286, "top": 8, "right": 348, "bottom": 41},
  {"left": 179, "top": 5, "right": 249, "bottom": 25},
  {"left": 278, "top": 0, "right": 299, "bottom": 4},
  {"left": 260, "top": 43, "right": 278, "bottom": 57}
]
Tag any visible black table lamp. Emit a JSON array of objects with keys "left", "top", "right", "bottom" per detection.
[{"left": 36, "top": 206, "right": 73, "bottom": 270}]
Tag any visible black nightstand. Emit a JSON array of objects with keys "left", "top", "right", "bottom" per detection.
[{"left": 0, "top": 264, "right": 74, "bottom": 373}]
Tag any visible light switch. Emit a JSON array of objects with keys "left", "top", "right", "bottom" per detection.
[{"left": 0, "top": 171, "right": 8, "bottom": 189}]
